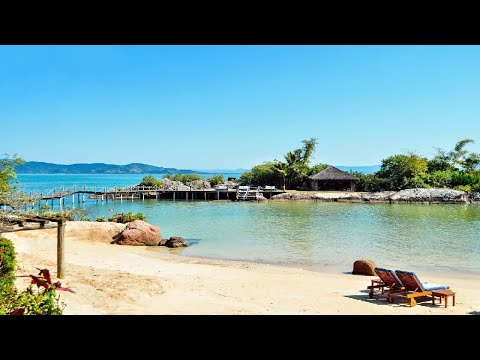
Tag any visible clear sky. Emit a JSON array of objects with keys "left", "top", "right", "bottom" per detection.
[{"left": 1, "top": 45, "right": 480, "bottom": 169}]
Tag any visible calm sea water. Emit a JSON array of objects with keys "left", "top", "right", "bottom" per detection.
[
  {"left": 11, "top": 174, "right": 480, "bottom": 276},
  {"left": 14, "top": 173, "right": 242, "bottom": 193}
]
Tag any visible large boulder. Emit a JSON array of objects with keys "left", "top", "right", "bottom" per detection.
[
  {"left": 255, "top": 193, "right": 268, "bottom": 201},
  {"left": 389, "top": 188, "right": 468, "bottom": 203},
  {"left": 165, "top": 236, "right": 189, "bottom": 248},
  {"left": 187, "top": 179, "right": 212, "bottom": 190},
  {"left": 352, "top": 259, "right": 376, "bottom": 276},
  {"left": 112, "top": 220, "right": 163, "bottom": 246}
]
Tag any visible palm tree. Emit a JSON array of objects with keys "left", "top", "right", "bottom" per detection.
[
  {"left": 284, "top": 150, "right": 302, "bottom": 189},
  {"left": 273, "top": 161, "right": 287, "bottom": 191},
  {"left": 449, "top": 139, "right": 474, "bottom": 167}
]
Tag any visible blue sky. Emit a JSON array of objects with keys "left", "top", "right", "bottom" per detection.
[{"left": 1, "top": 45, "right": 480, "bottom": 169}]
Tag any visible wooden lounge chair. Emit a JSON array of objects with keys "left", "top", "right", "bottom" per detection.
[
  {"left": 394, "top": 270, "right": 449, "bottom": 307},
  {"left": 367, "top": 267, "right": 405, "bottom": 301}
]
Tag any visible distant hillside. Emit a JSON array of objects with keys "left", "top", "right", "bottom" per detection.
[
  {"left": 192, "top": 168, "right": 247, "bottom": 174},
  {"left": 335, "top": 165, "right": 380, "bottom": 174},
  {"left": 16, "top": 161, "right": 203, "bottom": 175}
]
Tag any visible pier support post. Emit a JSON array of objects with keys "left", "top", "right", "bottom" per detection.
[
  {"left": 57, "top": 219, "right": 66, "bottom": 279},
  {"left": 204, "top": 191, "right": 206, "bottom": 201},
  {"left": 186, "top": 192, "right": 188, "bottom": 201},
  {"left": 216, "top": 190, "right": 220, "bottom": 200},
  {"left": 142, "top": 193, "right": 145, "bottom": 201},
  {"left": 173, "top": 192, "right": 176, "bottom": 201}
]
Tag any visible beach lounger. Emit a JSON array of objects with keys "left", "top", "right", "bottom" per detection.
[
  {"left": 367, "top": 267, "right": 405, "bottom": 301},
  {"left": 394, "top": 270, "right": 449, "bottom": 307}
]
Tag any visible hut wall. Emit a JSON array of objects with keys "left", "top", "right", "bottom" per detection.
[{"left": 309, "top": 180, "right": 356, "bottom": 191}]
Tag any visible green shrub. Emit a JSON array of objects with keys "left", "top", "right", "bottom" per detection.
[
  {"left": 39, "top": 208, "right": 87, "bottom": 221},
  {"left": 239, "top": 162, "right": 282, "bottom": 187},
  {"left": 140, "top": 175, "right": 164, "bottom": 188},
  {"left": 207, "top": 175, "right": 224, "bottom": 186},
  {"left": 1, "top": 242, "right": 66, "bottom": 315},
  {"left": 0, "top": 237, "right": 17, "bottom": 300},
  {"left": 9, "top": 283, "right": 64, "bottom": 315},
  {"left": 81, "top": 216, "right": 91, "bottom": 221},
  {"left": 96, "top": 216, "right": 106, "bottom": 222},
  {"left": 163, "top": 173, "right": 202, "bottom": 183},
  {"left": 455, "top": 184, "right": 472, "bottom": 193},
  {"left": 421, "top": 170, "right": 453, "bottom": 188},
  {"left": 108, "top": 212, "right": 147, "bottom": 223}
]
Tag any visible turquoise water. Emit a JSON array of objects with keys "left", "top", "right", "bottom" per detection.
[
  {"left": 14, "top": 173, "right": 243, "bottom": 194},
  {"left": 10, "top": 174, "right": 480, "bottom": 276}
]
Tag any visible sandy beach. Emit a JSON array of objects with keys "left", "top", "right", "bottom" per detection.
[{"left": 2, "top": 221, "right": 479, "bottom": 315}]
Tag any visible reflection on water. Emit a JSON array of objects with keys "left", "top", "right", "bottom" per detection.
[{"left": 67, "top": 199, "right": 480, "bottom": 275}]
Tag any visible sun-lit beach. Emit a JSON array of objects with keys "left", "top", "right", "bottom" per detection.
[
  {"left": 2, "top": 45, "right": 480, "bottom": 315},
  {"left": 3, "top": 221, "right": 479, "bottom": 315}
]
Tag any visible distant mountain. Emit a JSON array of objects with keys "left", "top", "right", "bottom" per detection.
[
  {"left": 335, "top": 165, "right": 380, "bottom": 174},
  {"left": 192, "top": 168, "right": 248, "bottom": 174},
  {"left": 16, "top": 161, "right": 203, "bottom": 175}
]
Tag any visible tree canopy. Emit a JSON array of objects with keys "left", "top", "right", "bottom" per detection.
[{"left": 0, "top": 154, "right": 24, "bottom": 193}]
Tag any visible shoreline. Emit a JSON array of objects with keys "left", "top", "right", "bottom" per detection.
[
  {"left": 156, "top": 248, "right": 480, "bottom": 280},
  {"left": 2, "top": 221, "right": 479, "bottom": 314}
]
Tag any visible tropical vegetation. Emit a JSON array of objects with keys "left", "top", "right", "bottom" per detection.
[
  {"left": 1, "top": 238, "right": 69, "bottom": 315},
  {"left": 239, "top": 138, "right": 480, "bottom": 192},
  {"left": 239, "top": 138, "right": 328, "bottom": 190},
  {"left": 354, "top": 139, "right": 480, "bottom": 192}
]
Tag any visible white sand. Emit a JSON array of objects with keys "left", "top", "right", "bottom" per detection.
[{"left": 2, "top": 221, "right": 479, "bottom": 315}]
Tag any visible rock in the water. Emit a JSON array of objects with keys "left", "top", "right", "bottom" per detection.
[
  {"left": 469, "top": 192, "right": 480, "bottom": 203},
  {"left": 255, "top": 193, "right": 268, "bottom": 201},
  {"left": 165, "top": 236, "right": 189, "bottom": 248},
  {"left": 352, "top": 259, "right": 376, "bottom": 276},
  {"left": 362, "top": 191, "right": 396, "bottom": 202},
  {"left": 112, "top": 220, "right": 163, "bottom": 246},
  {"left": 389, "top": 188, "right": 467, "bottom": 203}
]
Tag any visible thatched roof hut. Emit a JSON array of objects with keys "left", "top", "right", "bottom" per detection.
[{"left": 308, "top": 166, "right": 359, "bottom": 191}]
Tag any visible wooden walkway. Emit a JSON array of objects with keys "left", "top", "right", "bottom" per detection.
[{"left": 1, "top": 185, "right": 284, "bottom": 209}]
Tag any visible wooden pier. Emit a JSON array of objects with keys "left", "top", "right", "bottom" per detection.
[{"left": 1, "top": 185, "right": 285, "bottom": 209}]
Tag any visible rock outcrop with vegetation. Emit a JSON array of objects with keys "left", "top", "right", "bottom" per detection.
[
  {"left": 389, "top": 188, "right": 467, "bottom": 203},
  {"left": 270, "top": 188, "right": 470, "bottom": 203}
]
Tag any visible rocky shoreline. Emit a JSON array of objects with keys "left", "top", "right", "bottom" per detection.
[{"left": 270, "top": 188, "right": 480, "bottom": 204}]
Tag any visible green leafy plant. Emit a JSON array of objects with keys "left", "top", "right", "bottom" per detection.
[
  {"left": 1, "top": 239, "right": 72, "bottom": 315},
  {"left": 96, "top": 216, "right": 106, "bottom": 222},
  {"left": 81, "top": 216, "right": 91, "bottom": 221},
  {"left": 0, "top": 238, "right": 17, "bottom": 300},
  {"left": 163, "top": 173, "right": 202, "bottom": 183},
  {"left": 207, "top": 174, "right": 224, "bottom": 186},
  {"left": 8, "top": 269, "right": 74, "bottom": 315},
  {"left": 108, "top": 212, "right": 147, "bottom": 223},
  {"left": 140, "top": 175, "right": 164, "bottom": 188},
  {"left": 38, "top": 206, "right": 87, "bottom": 221},
  {"left": 454, "top": 184, "right": 472, "bottom": 193}
]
